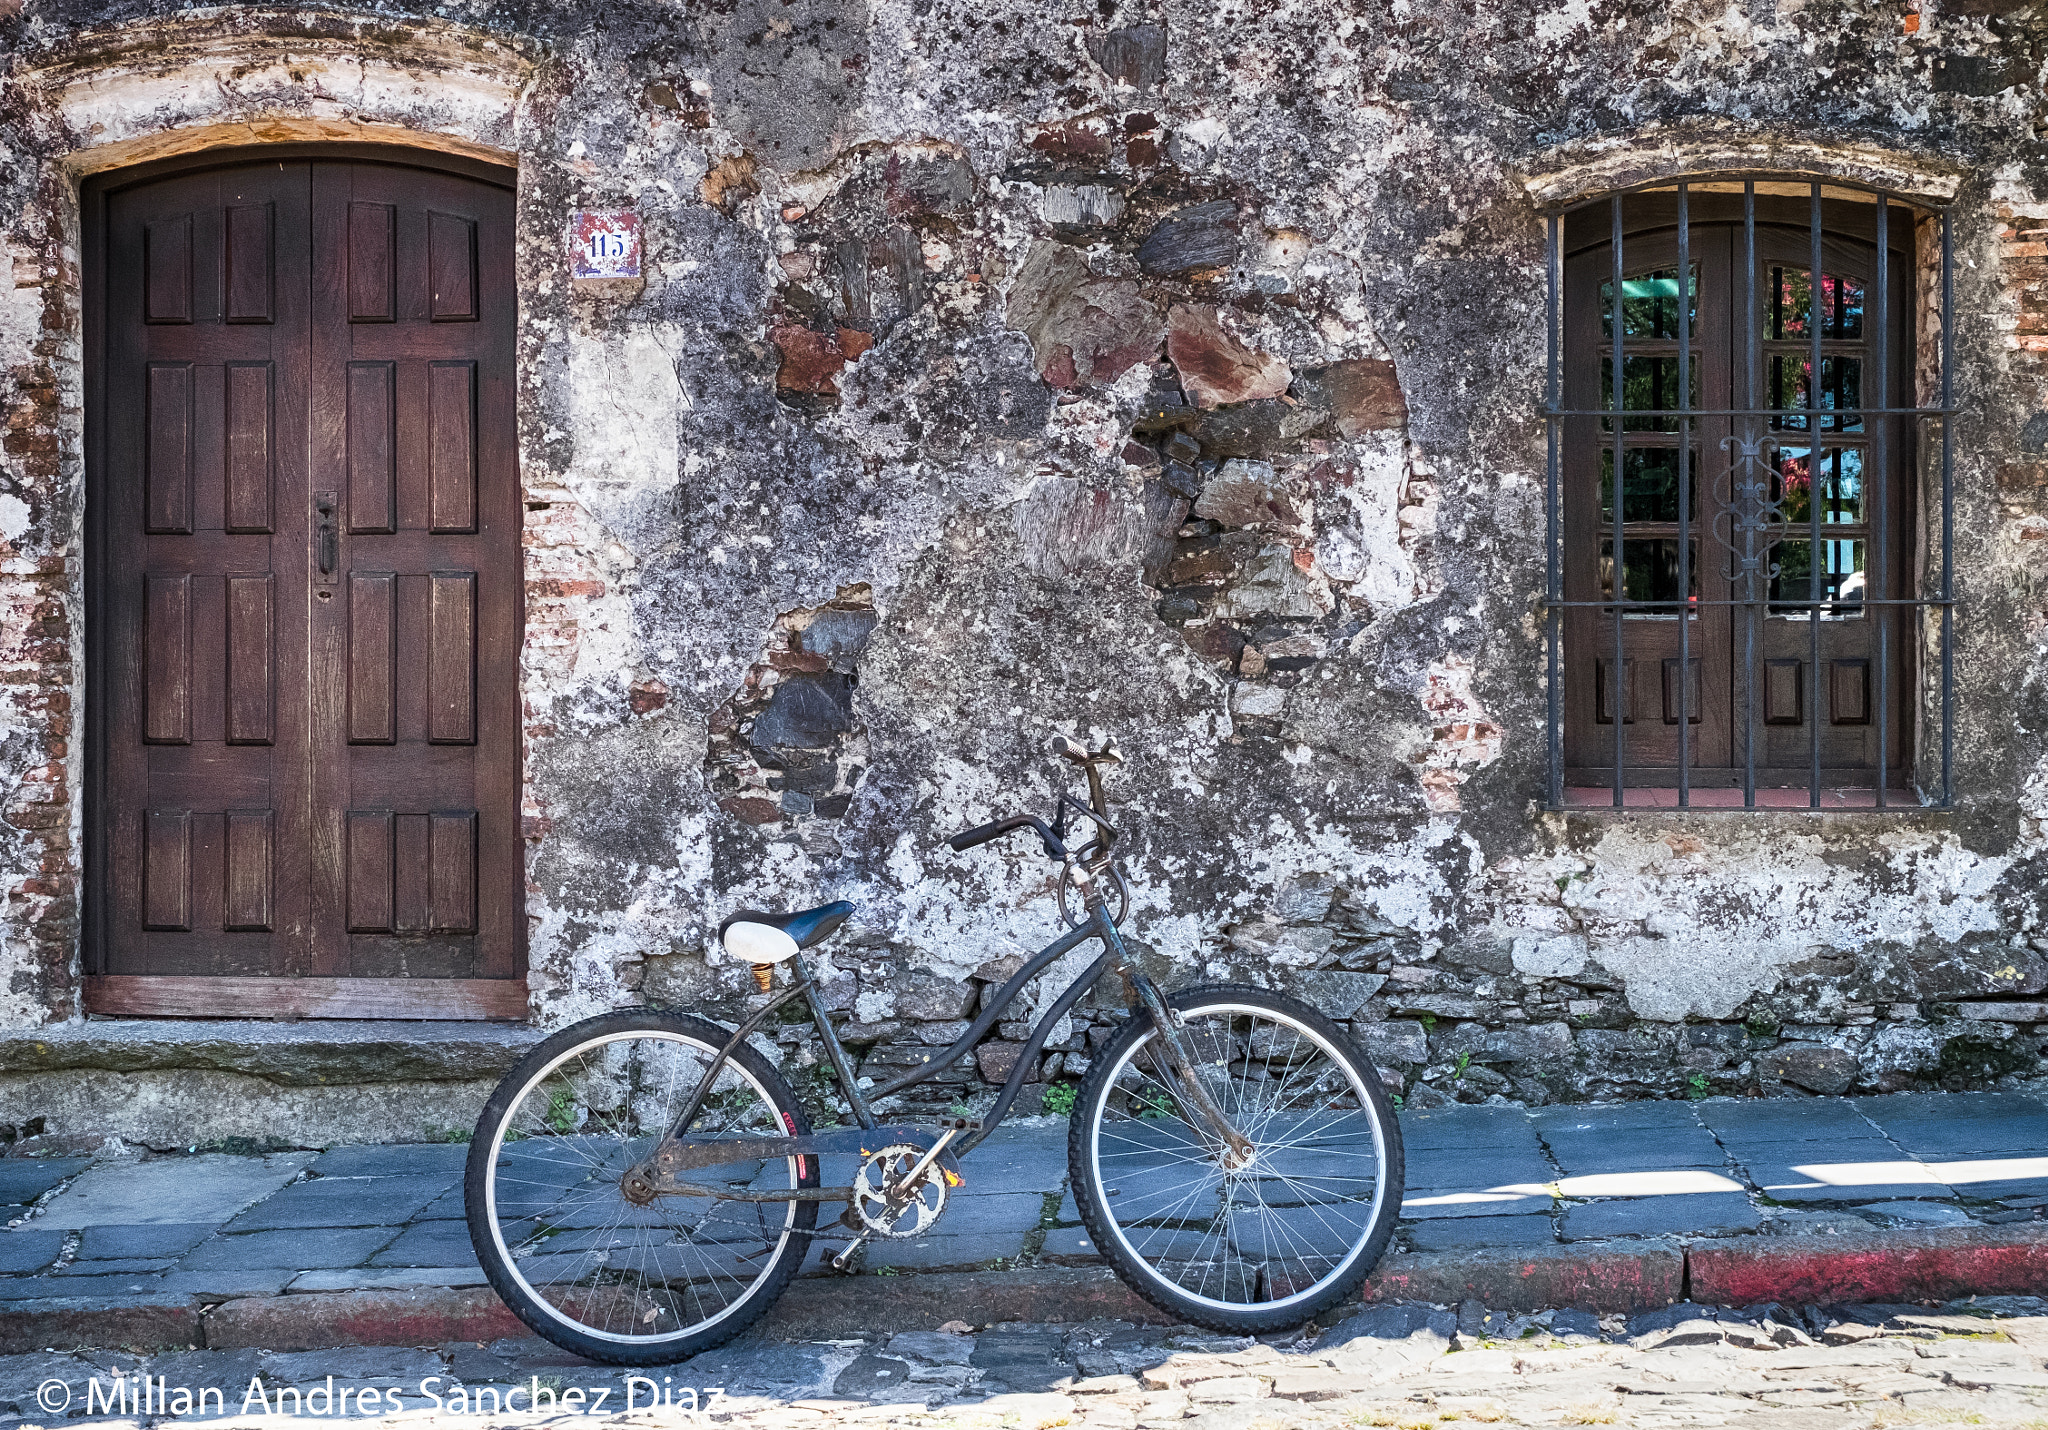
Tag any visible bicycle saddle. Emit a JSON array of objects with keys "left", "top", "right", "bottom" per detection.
[{"left": 718, "top": 900, "right": 855, "bottom": 963}]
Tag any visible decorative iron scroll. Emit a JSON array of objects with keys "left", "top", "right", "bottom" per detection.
[{"left": 1711, "top": 431, "right": 1787, "bottom": 600}]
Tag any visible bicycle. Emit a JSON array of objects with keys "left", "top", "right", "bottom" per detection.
[{"left": 465, "top": 735, "right": 1404, "bottom": 1365}]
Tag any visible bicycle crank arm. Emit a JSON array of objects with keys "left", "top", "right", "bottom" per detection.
[{"left": 626, "top": 1125, "right": 964, "bottom": 1200}]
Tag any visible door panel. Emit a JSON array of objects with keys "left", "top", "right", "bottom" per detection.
[
  {"left": 310, "top": 161, "right": 520, "bottom": 982},
  {"left": 90, "top": 155, "right": 523, "bottom": 1011}
]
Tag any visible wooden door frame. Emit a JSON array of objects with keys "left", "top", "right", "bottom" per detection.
[{"left": 82, "top": 143, "right": 529, "bottom": 1022}]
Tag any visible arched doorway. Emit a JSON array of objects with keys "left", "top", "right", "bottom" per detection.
[{"left": 83, "top": 148, "right": 526, "bottom": 1018}]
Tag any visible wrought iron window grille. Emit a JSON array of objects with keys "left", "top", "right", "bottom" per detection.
[{"left": 1540, "top": 176, "right": 1956, "bottom": 811}]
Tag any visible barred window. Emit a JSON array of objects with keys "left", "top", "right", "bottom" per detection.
[{"left": 1541, "top": 178, "right": 1954, "bottom": 810}]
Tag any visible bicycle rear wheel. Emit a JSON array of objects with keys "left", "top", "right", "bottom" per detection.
[
  {"left": 465, "top": 1010, "right": 818, "bottom": 1365},
  {"left": 1070, "top": 984, "right": 1402, "bottom": 1334}
]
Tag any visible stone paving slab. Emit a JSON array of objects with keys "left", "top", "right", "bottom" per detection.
[
  {"left": 225, "top": 1174, "right": 455, "bottom": 1232},
  {"left": 75, "top": 1222, "right": 216, "bottom": 1260},
  {"left": 311, "top": 1145, "right": 471, "bottom": 1179},
  {"left": 0, "top": 1158, "right": 87, "bottom": 1207},
  {"left": 368, "top": 1221, "right": 479, "bottom": 1268},
  {"left": 183, "top": 1228, "right": 401, "bottom": 1270},
  {"left": 28, "top": 1152, "right": 316, "bottom": 1229}
]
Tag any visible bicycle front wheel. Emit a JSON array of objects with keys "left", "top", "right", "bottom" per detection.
[
  {"left": 1070, "top": 984, "right": 1403, "bottom": 1334},
  {"left": 465, "top": 1010, "right": 819, "bottom": 1365}
]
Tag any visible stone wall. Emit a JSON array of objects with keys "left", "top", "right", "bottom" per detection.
[{"left": 0, "top": 0, "right": 2046, "bottom": 1137}]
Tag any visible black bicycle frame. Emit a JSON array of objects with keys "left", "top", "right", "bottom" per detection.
[
  {"left": 664, "top": 900, "right": 1124, "bottom": 1161},
  {"left": 644, "top": 747, "right": 1249, "bottom": 1196}
]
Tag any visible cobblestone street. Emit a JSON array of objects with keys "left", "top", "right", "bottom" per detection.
[{"left": 10, "top": 1299, "right": 2048, "bottom": 1429}]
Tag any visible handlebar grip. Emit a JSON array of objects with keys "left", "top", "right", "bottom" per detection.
[{"left": 948, "top": 818, "right": 1014, "bottom": 852}]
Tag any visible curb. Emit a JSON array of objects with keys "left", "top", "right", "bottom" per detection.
[
  {"left": 1358, "top": 1238, "right": 1687, "bottom": 1313},
  {"left": 1688, "top": 1224, "right": 2048, "bottom": 1307},
  {"left": 11, "top": 1228, "right": 2048, "bottom": 1353}
]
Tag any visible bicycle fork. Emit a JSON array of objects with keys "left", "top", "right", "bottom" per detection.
[{"left": 1095, "top": 897, "right": 1256, "bottom": 1168}]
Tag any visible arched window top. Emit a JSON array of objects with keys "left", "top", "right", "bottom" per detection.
[{"left": 1539, "top": 176, "right": 1956, "bottom": 813}]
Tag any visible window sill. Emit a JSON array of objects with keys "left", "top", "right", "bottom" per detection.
[{"left": 1554, "top": 785, "right": 1936, "bottom": 811}]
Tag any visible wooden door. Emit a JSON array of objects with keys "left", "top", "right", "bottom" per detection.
[
  {"left": 1562, "top": 193, "right": 1915, "bottom": 796},
  {"left": 86, "top": 154, "right": 525, "bottom": 1019}
]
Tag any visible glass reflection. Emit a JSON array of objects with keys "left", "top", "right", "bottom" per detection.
[
  {"left": 1600, "top": 536, "right": 1699, "bottom": 614},
  {"left": 1770, "top": 538, "right": 1866, "bottom": 616},
  {"left": 1601, "top": 448, "right": 1700, "bottom": 524},
  {"left": 1601, "top": 266, "right": 1700, "bottom": 340},
  {"left": 1769, "top": 355, "right": 1863, "bottom": 432},
  {"left": 1601, "top": 356, "right": 1702, "bottom": 432},
  {"left": 1768, "top": 266, "right": 1865, "bottom": 341},
  {"left": 1772, "top": 447, "right": 1865, "bottom": 526}
]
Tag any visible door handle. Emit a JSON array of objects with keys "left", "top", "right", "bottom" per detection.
[{"left": 314, "top": 491, "right": 339, "bottom": 582}]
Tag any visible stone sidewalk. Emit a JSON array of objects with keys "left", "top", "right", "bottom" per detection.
[{"left": 2, "top": 1090, "right": 2047, "bottom": 1350}]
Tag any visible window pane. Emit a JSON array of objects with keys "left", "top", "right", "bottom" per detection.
[
  {"left": 1601, "top": 355, "right": 1702, "bottom": 432},
  {"left": 1772, "top": 446, "right": 1865, "bottom": 525},
  {"left": 1770, "top": 537, "right": 1866, "bottom": 615},
  {"left": 1601, "top": 448, "right": 1700, "bottom": 523},
  {"left": 1600, "top": 265, "right": 1700, "bottom": 340},
  {"left": 1768, "top": 354, "right": 1863, "bottom": 431},
  {"left": 1767, "top": 266, "right": 1866, "bottom": 341},
  {"left": 1600, "top": 536, "right": 1699, "bottom": 612}
]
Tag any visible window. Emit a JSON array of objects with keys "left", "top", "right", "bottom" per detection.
[{"left": 1541, "top": 178, "right": 1954, "bottom": 809}]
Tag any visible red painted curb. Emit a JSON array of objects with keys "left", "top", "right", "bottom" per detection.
[
  {"left": 0, "top": 1293, "right": 201, "bottom": 1354},
  {"left": 205, "top": 1288, "right": 526, "bottom": 1352},
  {"left": 15, "top": 1227, "right": 2048, "bottom": 1351},
  {"left": 761, "top": 1266, "right": 1170, "bottom": 1338},
  {"left": 1688, "top": 1225, "right": 2048, "bottom": 1307},
  {"left": 1359, "top": 1239, "right": 1687, "bottom": 1313}
]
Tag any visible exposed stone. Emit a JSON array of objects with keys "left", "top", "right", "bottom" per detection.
[
  {"left": 1007, "top": 243, "right": 1164, "bottom": 388},
  {"left": 1291, "top": 972, "right": 1387, "bottom": 1019},
  {"left": 1086, "top": 23, "right": 1167, "bottom": 89},
  {"left": 1040, "top": 183, "right": 1127, "bottom": 229},
  {"left": 1440, "top": 1021, "right": 1574, "bottom": 1066},
  {"left": 975, "top": 1041, "right": 1035, "bottom": 1084},
  {"left": 893, "top": 974, "right": 979, "bottom": 1022},
  {"left": 749, "top": 673, "right": 857, "bottom": 751},
  {"left": 1212, "top": 544, "right": 1333, "bottom": 620},
  {"left": 1166, "top": 306, "right": 1291, "bottom": 409},
  {"left": 1322, "top": 358, "right": 1409, "bottom": 437},
  {"left": 1136, "top": 200, "right": 1240, "bottom": 276},
  {"left": 1354, "top": 1020, "right": 1428, "bottom": 1064},
  {"left": 1767, "top": 1042, "right": 1861, "bottom": 1095},
  {"left": 770, "top": 323, "right": 874, "bottom": 395},
  {"left": 1192, "top": 460, "right": 1310, "bottom": 534}
]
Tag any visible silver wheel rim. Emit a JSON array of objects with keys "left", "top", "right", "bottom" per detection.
[
  {"left": 1088, "top": 1001, "right": 1390, "bottom": 1313},
  {"left": 483, "top": 1029, "right": 801, "bottom": 1346}
]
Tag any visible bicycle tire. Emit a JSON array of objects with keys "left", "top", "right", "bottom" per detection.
[
  {"left": 1069, "top": 983, "right": 1403, "bottom": 1334},
  {"left": 465, "top": 1009, "right": 818, "bottom": 1365}
]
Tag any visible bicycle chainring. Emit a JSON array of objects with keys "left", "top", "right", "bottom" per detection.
[{"left": 852, "top": 1144, "right": 949, "bottom": 1238}]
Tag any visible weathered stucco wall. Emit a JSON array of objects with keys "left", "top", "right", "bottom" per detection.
[{"left": 2, "top": 0, "right": 2046, "bottom": 1139}]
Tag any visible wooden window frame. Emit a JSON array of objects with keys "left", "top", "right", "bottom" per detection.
[{"left": 1541, "top": 176, "right": 1956, "bottom": 812}]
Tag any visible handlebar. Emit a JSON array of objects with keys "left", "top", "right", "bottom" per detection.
[
  {"left": 947, "top": 733, "right": 1123, "bottom": 863},
  {"left": 947, "top": 814, "right": 1065, "bottom": 858}
]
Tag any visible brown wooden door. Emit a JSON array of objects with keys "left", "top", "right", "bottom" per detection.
[
  {"left": 87, "top": 154, "right": 525, "bottom": 1019},
  {"left": 1562, "top": 193, "right": 1915, "bottom": 797}
]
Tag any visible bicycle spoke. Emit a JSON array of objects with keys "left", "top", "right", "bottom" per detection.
[
  {"left": 483, "top": 1026, "right": 807, "bottom": 1350},
  {"left": 1088, "top": 999, "right": 1392, "bottom": 1316}
]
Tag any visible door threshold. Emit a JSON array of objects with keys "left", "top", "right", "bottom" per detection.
[{"left": 82, "top": 976, "right": 529, "bottom": 1021}]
